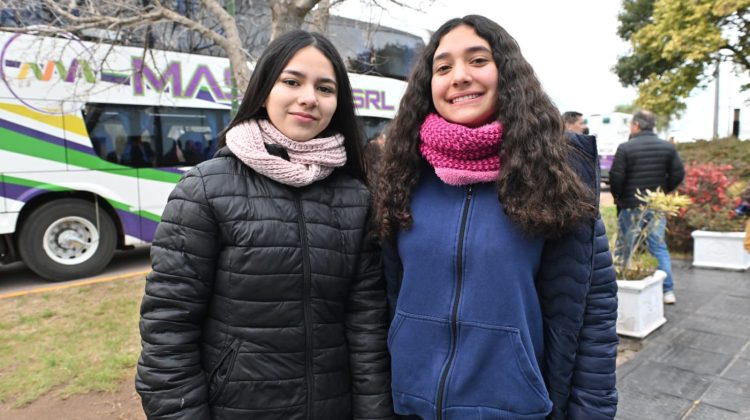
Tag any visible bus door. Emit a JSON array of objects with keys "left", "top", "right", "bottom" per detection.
[{"left": 79, "top": 103, "right": 144, "bottom": 244}]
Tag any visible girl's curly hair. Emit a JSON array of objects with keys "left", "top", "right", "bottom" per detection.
[{"left": 373, "top": 15, "right": 596, "bottom": 240}]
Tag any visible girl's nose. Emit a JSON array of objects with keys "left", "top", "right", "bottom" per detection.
[
  {"left": 452, "top": 63, "right": 472, "bottom": 86},
  {"left": 297, "top": 87, "right": 318, "bottom": 107}
]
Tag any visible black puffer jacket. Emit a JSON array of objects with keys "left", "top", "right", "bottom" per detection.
[
  {"left": 136, "top": 148, "right": 394, "bottom": 420},
  {"left": 609, "top": 130, "right": 684, "bottom": 209}
]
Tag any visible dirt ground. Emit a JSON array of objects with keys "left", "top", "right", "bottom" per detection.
[{"left": 0, "top": 377, "right": 145, "bottom": 420}]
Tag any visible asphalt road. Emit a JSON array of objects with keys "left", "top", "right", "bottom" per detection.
[{"left": 0, "top": 246, "right": 151, "bottom": 296}]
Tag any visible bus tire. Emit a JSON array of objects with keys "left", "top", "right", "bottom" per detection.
[{"left": 18, "top": 198, "right": 117, "bottom": 282}]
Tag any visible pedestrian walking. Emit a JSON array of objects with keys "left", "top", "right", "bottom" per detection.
[
  {"left": 135, "top": 30, "right": 394, "bottom": 419},
  {"left": 373, "top": 15, "right": 619, "bottom": 420},
  {"left": 609, "top": 110, "right": 685, "bottom": 304}
]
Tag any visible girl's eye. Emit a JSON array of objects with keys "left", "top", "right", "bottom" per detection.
[
  {"left": 318, "top": 85, "right": 336, "bottom": 94},
  {"left": 282, "top": 79, "right": 300, "bottom": 87},
  {"left": 471, "top": 57, "right": 490, "bottom": 65},
  {"left": 435, "top": 64, "right": 451, "bottom": 74}
]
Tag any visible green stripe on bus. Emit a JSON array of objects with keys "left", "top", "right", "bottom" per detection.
[
  {"left": 0, "top": 127, "right": 67, "bottom": 162},
  {"left": 3, "top": 174, "right": 162, "bottom": 221},
  {"left": 1, "top": 127, "right": 182, "bottom": 184},
  {"left": 137, "top": 210, "right": 162, "bottom": 222},
  {"left": 2, "top": 174, "right": 70, "bottom": 191},
  {"left": 66, "top": 150, "right": 182, "bottom": 183}
]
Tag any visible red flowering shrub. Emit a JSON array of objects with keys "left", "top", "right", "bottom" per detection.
[{"left": 666, "top": 162, "right": 746, "bottom": 253}]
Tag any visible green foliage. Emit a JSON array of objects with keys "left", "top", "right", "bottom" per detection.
[
  {"left": 613, "top": 189, "right": 691, "bottom": 279},
  {"left": 666, "top": 161, "right": 747, "bottom": 252},
  {"left": 602, "top": 205, "right": 618, "bottom": 249},
  {"left": 617, "top": 0, "right": 656, "bottom": 40},
  {"left": 677, "top": 137, "right": 750, "bottom": 179},
  {"left": 604, "top": 202, "right": 661, "bottom": 280},
  {"left": 664, "top": 138, "right": 750, "bottom": 252},
  {"left": 615, "top": 0, "right": 750, "bottom": 120}
]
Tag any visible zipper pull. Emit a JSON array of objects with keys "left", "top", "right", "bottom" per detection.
[{"left": 467, "top": 185, "right": 473, "bottom": 199}]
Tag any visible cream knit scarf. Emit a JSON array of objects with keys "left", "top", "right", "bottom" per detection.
[{"left": 225, "top": 119, "right": 346, "bottom": 187}]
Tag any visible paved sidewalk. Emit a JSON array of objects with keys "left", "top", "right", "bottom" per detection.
[{"left": 616, "top": 261, "right": 750, "bottom": 419}]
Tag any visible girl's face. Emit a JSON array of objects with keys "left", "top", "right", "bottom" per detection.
[
  {"left": 431, "top": 25, "right": 498, "bottom": 127},
  {"left": 264, "top": 46, "right": 338, "bottom": 142}
]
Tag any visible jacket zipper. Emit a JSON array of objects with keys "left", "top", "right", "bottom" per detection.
[
  {"left": 436, "top": 185, "right": 473, "bottom": 420},
  {"left": 295, "top": 192, "right": 314, "bottom": 420}
]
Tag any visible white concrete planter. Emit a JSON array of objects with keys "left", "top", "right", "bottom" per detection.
[
  {"left": 692, "top": 230, "right": 750, "bottom": 271},
  {"left": 616, "top": 270, "right": 667, "bottom": 338}
]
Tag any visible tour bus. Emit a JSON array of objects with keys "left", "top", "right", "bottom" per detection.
[
  {"left": 585, "top": 112, "right": 631, "bottom": 184},
  {"left": 0, "top": 31, "right": 406, "bottom": 281}
]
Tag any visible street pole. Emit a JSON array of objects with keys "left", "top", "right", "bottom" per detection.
[
  {"left": 713, "top": 60, "right": 720, "bottom": 139},
  {"left": 226, "top": 0, "right": 239, "bottom": 118}
]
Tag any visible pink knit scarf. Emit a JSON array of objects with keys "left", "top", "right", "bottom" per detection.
[
  {"left": 226, "top": 119, "right": 346, "bottom": 187},
  {"left": 419, "top": 113, "right": 503, "bottom": 186}
]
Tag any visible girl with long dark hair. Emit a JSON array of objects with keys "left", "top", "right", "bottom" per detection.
[
  {"left": 136, "top": 30, "right": 394, "bottom": 419},
  {"left": 375, "top": 16, "right": 618, "bottom": 419}
]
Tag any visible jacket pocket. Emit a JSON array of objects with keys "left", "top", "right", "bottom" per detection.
[
  {"left": 207, "top": 338, "right": 240, "bottom": 405},
  {"left": 447, "top": 321, "right": 551, "bottom": 416},
  {"left": 387, "top": 311, "right": 407, "bottom": 348},
  {"left": 388, "top": 311, "right": 451, "bottom": 404}
]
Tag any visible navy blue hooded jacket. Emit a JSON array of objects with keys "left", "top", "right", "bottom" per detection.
[{"left": 384, "top": 133, "right": 618, "bottom": 420}]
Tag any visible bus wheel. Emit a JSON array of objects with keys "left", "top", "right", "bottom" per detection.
[{"left": 18, "top": 199, "right": 117, "bottom": 282}]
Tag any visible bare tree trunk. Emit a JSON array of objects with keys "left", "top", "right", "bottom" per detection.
[
  {"left": 310, "top": 0, "right": 331, "bottom": 33},
  {"left": 269, "top": 0, "right": 320, "bottom": 40},
  {"left": 200, "top": 0, "right": 251, "bottom": 91}
]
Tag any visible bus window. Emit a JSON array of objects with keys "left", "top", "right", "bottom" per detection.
[
  {"left": 85, "top": 104, "right": 229, "bottom": 168},
  {"left": 152, "top": 107, "right": 230, "bottom": 166},
  {"left": 84, "top": 104, "right": 136, "bottom": 164}
]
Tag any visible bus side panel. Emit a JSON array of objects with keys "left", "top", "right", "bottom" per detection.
[
  {"left": 61, "top": 105, "right": 109, "bottom": 171},
  {"left": 2, "top": 169, "right": 142, "bottom": 244},
  {"left": 0, "top": 100, "right": 67, "bottom": 173},
  {"left": 0, "top": 173, "right": 5, "bottom": 214},
  {"left": 137, "top": 169, "right": 182, "bottom": 243},
  {"left": 0, "top": 173, "right": 11, "bottom": 235}
]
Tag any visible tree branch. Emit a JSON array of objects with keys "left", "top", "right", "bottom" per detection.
[
  {"left": 43, "top": 0, "right": 163, "bottom": 27},
  {"left": 722, "top": 43, "right": 750, "bottom": 71},
  {"left": 160, "top": 7, "right": 231, "bottom": 52}
]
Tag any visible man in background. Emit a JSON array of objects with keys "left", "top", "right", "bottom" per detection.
[
  {"left": 562, "top": 111, "right": 587, "bottom": 134},
  {"left": 610, "top": 110, "right": 685, "bottom": 304}
]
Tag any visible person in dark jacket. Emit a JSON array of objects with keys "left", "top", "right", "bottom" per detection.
[
  {"left": 562, "top": 111, "right": 587, "bottom": 134},
  {"left": 609, "top": 110, "right": 684, "bottom": 304},
  {"left": 372, "top": 16, "right": 618, "bottom": 420},
  {"left": 135, "top": 30, "right": 394, "bottom": 420}
]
